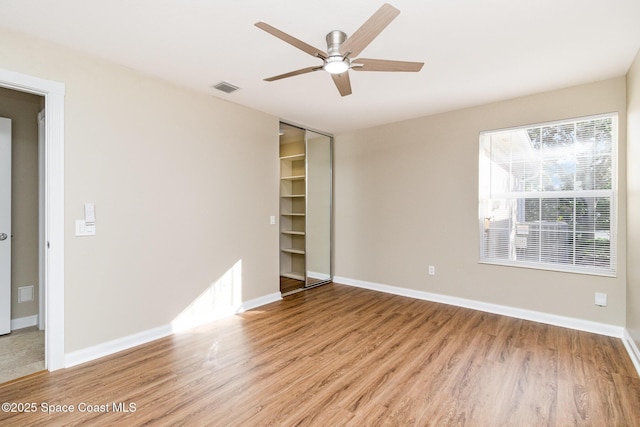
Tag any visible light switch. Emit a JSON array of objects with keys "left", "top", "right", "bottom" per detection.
[
  {"left": 85, "top": 202, "right": 96, "bottom": 224},
  {"left": 270, "top": 215, "right": 276, "bottom": 225}
]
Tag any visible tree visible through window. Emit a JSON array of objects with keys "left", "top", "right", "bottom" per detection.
[{"left": 479, "top": 114, "right": 616, "bottom": 276}]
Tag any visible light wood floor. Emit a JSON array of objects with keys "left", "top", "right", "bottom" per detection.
[
  {"left": 1, "top": 283, "right": 639, "bottom": 426},
  {"left": 0, "top": 327, "right": 44, "bottom": 384}
]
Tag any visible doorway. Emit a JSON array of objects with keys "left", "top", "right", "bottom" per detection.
[
  {"left": 0, "top": 67, "right": 65, "bottom": 374},
  {"left": 0, "top": 88, "right": 45, "bottom": 383}
]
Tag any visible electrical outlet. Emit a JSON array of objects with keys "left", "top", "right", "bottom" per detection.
[
  {"left": 428, "top": 265, "right": 435, "bottom": 276},
  {"left": 595, "top": 292, "right": 607, "bottom": 307}
]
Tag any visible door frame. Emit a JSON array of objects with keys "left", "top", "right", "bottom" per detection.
[
  {"left": 0, "top": 68, "right": 65, "bottom": 371},
  {"left": 0, "top": 118, "right": 10, "bottom": 335}
]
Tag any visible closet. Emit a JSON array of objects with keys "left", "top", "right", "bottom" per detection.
[{"left": 279, "top": 123, "right": 332, "bottom": 295}]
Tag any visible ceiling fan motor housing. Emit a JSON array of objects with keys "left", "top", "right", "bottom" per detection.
[{"left": 326, "top": 30, "right": 347, "bottom": 56}]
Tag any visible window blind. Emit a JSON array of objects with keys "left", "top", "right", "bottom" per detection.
[{"left": 479, "top": 114, "right": 617, "bottom": 276}]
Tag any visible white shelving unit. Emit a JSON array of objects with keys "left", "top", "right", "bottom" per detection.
[{"left": 280, "top": 135, "right": 306, "bottom": 282}]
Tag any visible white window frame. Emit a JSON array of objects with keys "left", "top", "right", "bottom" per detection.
[{"left": 478, "top": 113, "right": 618, "bottom": 277}]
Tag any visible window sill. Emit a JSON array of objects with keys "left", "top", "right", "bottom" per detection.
[{"left": 478, "top": 259, "right": 617, "bottom": 278}]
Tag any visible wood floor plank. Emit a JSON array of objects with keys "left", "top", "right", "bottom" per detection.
[{"left": 1, "top": 283, "right": 638, "bottom": 426}]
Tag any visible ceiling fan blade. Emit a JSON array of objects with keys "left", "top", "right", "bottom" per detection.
[
  {"left": 331, "top": 72, "right": 352, "bottom": 97},
  {"left": 352, "top": 58, "right": 424, "bottom": 72},
  {"left": 264, "top": 66, "right": 322, "bottom": 82},
  {"left": 339, "top": 3, "right": 400, "bottom": 58},
  {"left": 255, "top": 22, "right": 327, "bottom": 58}
]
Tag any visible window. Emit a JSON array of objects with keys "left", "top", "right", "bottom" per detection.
[{"left": 479, "top": 114, "right": 617, "bottom": 276}]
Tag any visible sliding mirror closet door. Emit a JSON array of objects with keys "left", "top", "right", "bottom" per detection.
[
  {"left": 305, "top": 131, "right": 332, "bottom": 287},
  {"left": 279, "top": 123, "right": 332, "bottom": 295}
]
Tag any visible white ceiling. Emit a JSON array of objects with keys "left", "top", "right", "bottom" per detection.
[{"left": 1, "top": 0, "right": 639, "bottom": 134}]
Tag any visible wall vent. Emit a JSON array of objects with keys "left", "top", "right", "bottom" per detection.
[
  {"left": 18, "top": 285, "right": 34, "bottom": 303},
  {"left": 213, "top": 81, "right": 240, "bottom": 94}
]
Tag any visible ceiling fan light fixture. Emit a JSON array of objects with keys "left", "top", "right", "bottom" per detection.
[
  {"left": 324, "top": 57, "right": 349, "bottom": 74},
  {"left": 323, "top": 30, "right": 349, "bottom": 74}
]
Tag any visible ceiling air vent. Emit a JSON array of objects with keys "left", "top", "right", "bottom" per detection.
[{"left": 213, "top": 81, "right": 240, "bottom": 94}]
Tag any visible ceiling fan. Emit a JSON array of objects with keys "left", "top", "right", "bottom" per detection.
[{"left": 255, "top": 3, "right": 424, "bottom": 97}]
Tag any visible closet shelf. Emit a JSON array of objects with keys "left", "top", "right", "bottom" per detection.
[
  {"left": 281, "top": 175, "right": 305, "bottom": 181},
  {"left": 281, "top": 194, "right": 305, "bottom": 198},
  {"left": 280, "top": 154, "right": 305, "bottom": 161},
  {"left": 281, "top": 272, "right": 305, "bottom": 281},
  {"left": 281, "top": 230, "right": 305, "bottom": 235},
  {"left": 281, "top": 248, "right": 305, "bottom": 255},
  {"left": 281, "top": 212, "right": 305, "bottom": 216}
]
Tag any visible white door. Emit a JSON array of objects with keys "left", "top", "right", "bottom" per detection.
[{"left": 0, "top": 118, "right": 11, "bottom": 335}]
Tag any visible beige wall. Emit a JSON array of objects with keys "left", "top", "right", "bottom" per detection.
[
  {"left": 0, "top": 29, "right": 280, "bottom": 352},
  {"left": 335, "top": 77, "right": 627, "bottom": 326},
  {"left": 627, "top": 49, "right": 640, "bottom": 346},
  {"left": 0, "top": 87, "right": 41, "bottom": 320}
]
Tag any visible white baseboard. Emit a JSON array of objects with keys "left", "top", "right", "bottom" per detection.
[
  {"left": 622, "top": 329, "right": 640, "bottom": 376},
  {"left": 11, "top": 314, "right": 38, "bottom": 330},
  {"left": 64, "top": 292, "right": 282, "bottom": 369},
  {"left": 238, "top": 292, "right": 282, "bottom": 312},
  {"left": 65, "top": 324, "right": 173, "bottom": 368},
  {"left": 334, "top": 276, "right": 624, "bottom": 338}
]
